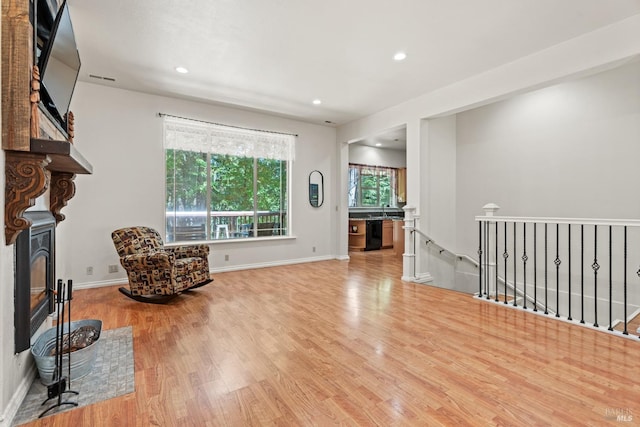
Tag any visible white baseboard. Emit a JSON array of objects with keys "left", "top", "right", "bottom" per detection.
[
  {"left": 75, "top": 278, "right": 125, "bottom": 290},
  {"left": 413, "top": 272, "right": 434, "bottom": 284},
  {"left": 0, "top": 364, "right": 36, "bottom": 427},
  {"left": 211, "top": 255, "right": 336, "bottom": 273},
  {"left": 73, "top": 255, "right": 340, "bottom": 289}
]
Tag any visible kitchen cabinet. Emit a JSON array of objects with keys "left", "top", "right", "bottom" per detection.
[
  {"left": 397, "top": 168, "right": 407, "bottom": 203},
  {"left": 382, "top": 220, "right": 393, "bottom": 248},
  {"left": 393, "top": 220, "right": 405, "bottom": 259},
  {"left": 348, "top": 219, "right": 366, "bottom": 250}
]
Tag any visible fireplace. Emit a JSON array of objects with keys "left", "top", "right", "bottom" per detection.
[{"left": 15, "top": 211, "right": 56, "bottom": 353}]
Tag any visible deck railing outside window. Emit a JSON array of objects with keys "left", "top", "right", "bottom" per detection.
[{"left": 166, "top": 210, "right": 286, "bottom": 242}]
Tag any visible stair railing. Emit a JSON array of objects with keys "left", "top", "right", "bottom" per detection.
[{"left": 477, "top": 203, "right": 640, "bottom": 339}]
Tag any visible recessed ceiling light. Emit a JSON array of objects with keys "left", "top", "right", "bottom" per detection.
[
  {"left": 312, "top": 99, "right": 322, "bottom": 105},
  {"left": 175, "top": 66, "right": 189, "bottom": 74},
  {"left": 375, "top": 143, "right": 382, "bottom": 147},
  {"left": 393, "top": 51, "right": 407, "bottom": 61}
]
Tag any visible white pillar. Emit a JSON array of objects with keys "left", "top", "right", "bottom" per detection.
[
  {"left": 483, "top": 203, "right": 500, "bottom": 297},
  {"left": 401, "top": 205, "right": 416, "bottom": 281},
  {"left": 336, "top": 140, "right": 351, "bottom": 260}
]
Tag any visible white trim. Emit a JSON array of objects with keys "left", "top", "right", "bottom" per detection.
[
  {"left": 165, "top": 235, "right": 296, "bottom": 248},
  {"left": 412, "top": 272, "right": 434, "bottom": 284},
  {"left": 0, "top": 364, "right": 37, "bottom": 427},
  {"left": 611, "top": 307, "right": 640, "bottom": 332},
  {"left": 74, "top": 278, "right": 125, "bottom": 290},
  {"left": 475, "top": 215, "right": 640, "bottom": 227},
  {"left": 335, "top": 255, "right": 350, "bottom": 261},
  {"left": 73, "top": 255, "right": 338, "bottom": 289},
  {"left": 210, "top": 255, "right": 336, "bottom": 273},
  {"left": 475, "top": 296, "right": 640, "bottom": 341}
]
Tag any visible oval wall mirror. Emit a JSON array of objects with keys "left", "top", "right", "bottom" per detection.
[{"left": 308, "top": 170, "right": 324, "bottom": 207}]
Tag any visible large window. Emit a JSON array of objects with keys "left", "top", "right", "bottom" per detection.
[
  {"left": 348, "top": 163, "right": 397, "bottom": 208},
  {"left": 164, "top": 116, "right": 294, "bottom": 242}
]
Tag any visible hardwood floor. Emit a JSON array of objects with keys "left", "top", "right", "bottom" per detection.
[{"left": 20, "top": 249, "right": 640, "bottom": 426}]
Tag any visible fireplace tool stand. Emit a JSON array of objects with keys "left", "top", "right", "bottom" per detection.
[{"left": 39, "top": 279, "right": 79, "bottom": 418}]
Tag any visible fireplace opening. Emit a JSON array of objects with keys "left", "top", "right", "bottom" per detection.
[{"left": 15, "top": 211, "right": 56, "bottom": 353}]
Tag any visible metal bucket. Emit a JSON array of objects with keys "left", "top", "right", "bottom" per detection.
[{"left": 31, "top": 319, "right": 102, "bottom": 385}]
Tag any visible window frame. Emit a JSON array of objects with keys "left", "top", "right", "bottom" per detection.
[
  {"left": 163, "top": 116, "right": 294, "bottom": 243},
  {"left": 348, "top": 163, "right": 398, "bottom": 208}
]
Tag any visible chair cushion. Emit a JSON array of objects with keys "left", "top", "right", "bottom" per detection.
[
  {"left": 112, "top": 227, "right": 164, "bottom": 257},
  {"left": 174, "top": 257, "right": 209, "bottom": 291}
]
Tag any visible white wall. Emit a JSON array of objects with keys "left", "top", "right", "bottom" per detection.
[
  {"left": 456, "top": 59, "right": 640, "bottom": 256},
  {"left": 336, "top": 14, "right": 640, "bottom": 264},
  {"left": 417, "top": 116, "right": 460, "bottom": 289},
  {"left": 348, "top": 144, "right": 406, "bottom": 168},
  {"left": 59, "top": 82, "right": 338, "bottom": 287}
]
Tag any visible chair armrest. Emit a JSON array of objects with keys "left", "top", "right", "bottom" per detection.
[
  {"left": 165, "top": 244, "right": 209, "bottom": 259},
  {"left": 121, "top": 251, "right": 174, "bottom": 271}
]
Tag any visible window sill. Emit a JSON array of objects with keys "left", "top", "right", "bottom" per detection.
[{"left": 165, "top": 235, "right": 296, "bottom": 247}]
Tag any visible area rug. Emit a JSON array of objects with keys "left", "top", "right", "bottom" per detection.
[{"left": 12, "top": 326, "right": 135, "bottom": 426}]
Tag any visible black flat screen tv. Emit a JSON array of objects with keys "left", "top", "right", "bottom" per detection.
[{"left": 34, "top": 0, "right": 81, "bottom": 138}]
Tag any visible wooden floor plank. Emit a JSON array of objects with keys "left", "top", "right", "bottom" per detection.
[{"left": 18, "top": 249, "right": 640, "bottom": 426}]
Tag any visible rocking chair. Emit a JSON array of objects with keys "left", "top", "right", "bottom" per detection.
[{"left": 111, "top": 226, "right": 213, "bottom": 304}]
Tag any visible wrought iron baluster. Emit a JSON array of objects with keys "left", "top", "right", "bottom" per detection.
[
  {"left": 593, "top": 225, "right": 599, "bottom": 328},
  {"left": 503, "top": 222, "right": 508, "bottom": 304},
  {"left": 623, "top": 226, "right": 628, "bottom": 335},
  {"left": 567, "top": 224, "right": 572, "bottom": 321},
  {"left": 485, "top": 221, "right": 490, "bottom": 300},
  {"left": 555, "top": 223, "right": 561, "bottom": 317},
  {"left": 495, "top": 220, "right": 499, "bottom": 303},
  {"left": 580, "top": 224, "right": 585, "bottom": 324},
  {"left": 513, "top": 222, "right": 517, "bottom": 306},
  {"left": 637, "top": 266, "right": 640, "bottom": 338},
  {"left": 522, "top": 223, "right": 528, "bottom": 310},
  {"left": 608, "top": 226, "right": 613, "bottom": 331},
  {"left": 533, "top": 223, "right": 537, "bottom": 312},
  {"left": 478, "top": 221, "right": 483, "bottom": 297},
  {"left": 544, "top": 223, "right": 548, "bottom": 315}
]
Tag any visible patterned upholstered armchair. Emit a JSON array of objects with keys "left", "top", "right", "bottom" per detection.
[{"left": 111, "top": 226, "right": 212, "bottom": 303}]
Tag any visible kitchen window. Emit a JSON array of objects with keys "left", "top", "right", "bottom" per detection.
[
  {"left": 348, "top": 163, "right": 397, "bottom": 208},
  {"left": 163, "top": 115, "right": 295, "bottom": 242}
]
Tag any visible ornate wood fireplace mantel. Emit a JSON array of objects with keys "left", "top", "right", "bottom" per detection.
[{"left": 2, "top": 1, "right": 93, "bottom": 245}]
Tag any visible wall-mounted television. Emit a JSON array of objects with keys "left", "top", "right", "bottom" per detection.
[{"left": 34, "top": 0, "right": 81, "bottom": 138}]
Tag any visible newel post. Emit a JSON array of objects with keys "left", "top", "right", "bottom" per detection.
[
  {"left": 483, "top": 203, "right": 500, "bottom": 298},
  {"left": 401, "top": 205, "right": 417, "bottom": 282}
]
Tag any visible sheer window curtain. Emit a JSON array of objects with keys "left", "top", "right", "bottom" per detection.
[
  {"left": 163, "top": 115, "right": 296, "bottom": 160},
  {"left": 348, "top": 163, "right": 398, "bottom": 207}
]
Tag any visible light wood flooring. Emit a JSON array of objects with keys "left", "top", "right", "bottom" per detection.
[{"left": 20, "top": 249, "right": 640, "bottom": 426}]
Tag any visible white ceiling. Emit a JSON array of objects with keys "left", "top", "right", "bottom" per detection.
[
  {"left": 355, "top": 127, "right": 407, "bottom": 151},
  {"left": 68, "top": 0, "right": 640, "bottom": 127}
]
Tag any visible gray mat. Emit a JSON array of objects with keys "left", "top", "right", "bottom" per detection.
[{"left": 13, "top": 326, "right": 135, "bottom": 426}]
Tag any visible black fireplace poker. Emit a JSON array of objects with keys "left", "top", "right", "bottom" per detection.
[{"left": 39, "top": 279, "right": 79, "bottom": 418}]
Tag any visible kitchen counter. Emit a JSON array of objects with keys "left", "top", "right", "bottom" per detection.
[{"left": 348, "top": 218, "right": 396, "bottom": 251}]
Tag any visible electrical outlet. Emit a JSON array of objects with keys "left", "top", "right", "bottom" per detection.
[
  {"left": 108, "top": 264, "right": 118, "bottom": 273},
  {"left": 224, "top": 254, "right": 229, "bottom": 261},
  {"left": 312, "top": 246, "right": 316, "bottom": 253},
  {"left": 86, "top": 266, "right": 93, "bottom": 275}
]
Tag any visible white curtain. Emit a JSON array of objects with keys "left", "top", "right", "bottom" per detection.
[{"left": 163, "top": 115, "right": 295, "bottom": 161}]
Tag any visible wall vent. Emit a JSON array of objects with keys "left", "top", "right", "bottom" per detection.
[{"left": 88, "top": 74, "right": 116, "bottom": 82}]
